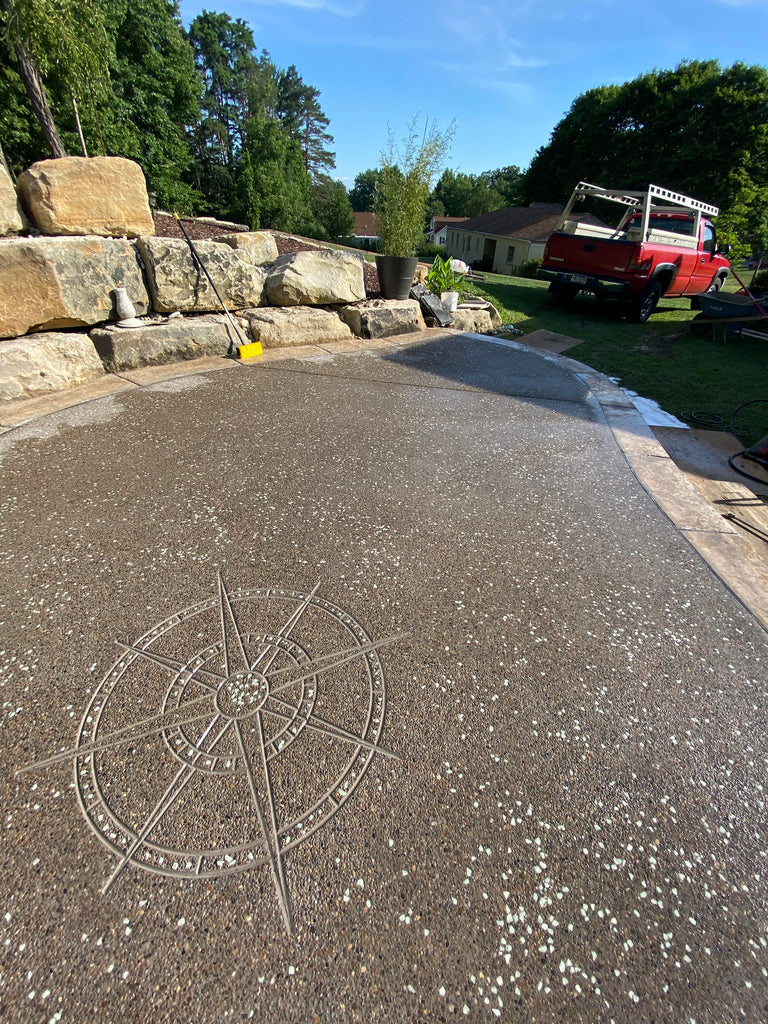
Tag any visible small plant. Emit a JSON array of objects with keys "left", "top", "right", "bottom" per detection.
[{"left": 427, "top": 255, "right": 459, "bottom": 296}]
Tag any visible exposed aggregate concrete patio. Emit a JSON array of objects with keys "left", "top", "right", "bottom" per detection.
[{"left": 1, "top": 331, "right": 767, "bottom": 1023}]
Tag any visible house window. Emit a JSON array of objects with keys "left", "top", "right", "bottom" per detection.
[{"left": 506, "top": 245, "right": 516, "bottom": 264}]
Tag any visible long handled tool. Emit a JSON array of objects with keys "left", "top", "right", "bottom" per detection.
[
  {"left": 173, "top": 212, "right": 249, "bottom": 356},
  {"left": 729, "top": 265, "right": 768, "bottom": 317}
]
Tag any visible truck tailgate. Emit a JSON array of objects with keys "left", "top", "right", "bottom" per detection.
[{"left": 545, "top": 233, "right": 636, "bottom": 276}]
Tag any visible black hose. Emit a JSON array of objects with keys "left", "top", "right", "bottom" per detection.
[{"left": 689, "top": 398, "right": 768, "bottom": 440}]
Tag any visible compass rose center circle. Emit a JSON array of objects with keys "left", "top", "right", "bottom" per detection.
[{"left": 215, "top": 670, "right": 270, "bottom": 719}]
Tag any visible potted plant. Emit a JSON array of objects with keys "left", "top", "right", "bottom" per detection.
[
  {"left": 427, "top": 255, "right": 461, "bottom": 311},
  {"left": 374, "top": 117, "right": 454, "bottom": 299}
]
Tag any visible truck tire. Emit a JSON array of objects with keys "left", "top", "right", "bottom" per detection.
[
  {"left": 632, "top": 282, "right": 662, "bottom": 323},
  {"left": 707, "top": 275, "right": 725, "bottom": 293},
  {"left": 550, "top": 282, "right": 579, "bottom": 307}
]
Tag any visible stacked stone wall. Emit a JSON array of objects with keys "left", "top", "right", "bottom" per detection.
[{"left": 1, "top": 156, "right": 496, "bottom": 402}]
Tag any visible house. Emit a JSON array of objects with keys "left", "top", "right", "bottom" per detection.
[
  {"left": 444, "top": 203, "right": 564, "bottom": 274},
  {"left": 427, "top": 215, "right": 467, "bottom": 247},
  {"left": 351, "top": 211, "right": 380, "bottom": 244}
]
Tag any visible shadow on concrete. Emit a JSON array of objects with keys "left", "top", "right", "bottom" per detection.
[{"left": 380, "top": 332, "right": 592, "bottom": 410}]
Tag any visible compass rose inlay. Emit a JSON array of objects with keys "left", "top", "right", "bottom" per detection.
[{"left": 19, "top": 575, "right": 405, "bottom": 935}]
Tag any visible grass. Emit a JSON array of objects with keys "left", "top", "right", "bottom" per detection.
[{"left": 462, "top": 272, "right": 768, "bottom": 445}]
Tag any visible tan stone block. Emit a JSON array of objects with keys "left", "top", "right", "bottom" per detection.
[
  {"left": 0, "top": 165, "right": 27, "bottom": 236},
  {"left": 137, "top": 236, "right": 266, "bottom": 313},
  {"left": 214, "top": 231, "right": 278, "bottom": 266},
  {"left": 242, "top": 306, "right": 353, "bottom": 347},
  {"left": 17, "top": 156, "right": 154, "bottom": 237},
  {"left": 0, "top": 236, "right": 150, "bottom": 339},
  {"left": 0, "top": 331, "right": 104, "bottom": 401},
  {"left": 265, "top": 250, "right": 365, "bottom": 306},
  {"left": 339, "top": 298, "right": 425, "bottom": 339}
]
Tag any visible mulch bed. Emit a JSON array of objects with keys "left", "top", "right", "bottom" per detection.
[{"left": 153, "top": 212, "right": 380, "bottom": 295}]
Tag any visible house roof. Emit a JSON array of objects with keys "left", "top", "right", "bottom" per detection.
[
  {"left": 432, "top": 217, "right": 467, "bottom": 233},
  {"left": 451, "top": 204, "right": 565, "bottom": 242},
  {"left": 352, "top": 211, "right": 380, "bottom": 236}
]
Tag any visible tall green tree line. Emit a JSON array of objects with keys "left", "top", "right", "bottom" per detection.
[
  {"left": 0, "top": 0, "right": 350, "bottom": 236},
  {"left": 524, "top": 60, "right": 768, "bottom": 256}
]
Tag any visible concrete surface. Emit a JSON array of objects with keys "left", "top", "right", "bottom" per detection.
[{"left": 1, "top": 331, "right": 767, "bottom": 1024}]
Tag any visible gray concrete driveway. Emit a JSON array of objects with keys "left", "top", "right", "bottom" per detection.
[{"left": 1, "top": 332, "right": 766, "bottom": 1023}]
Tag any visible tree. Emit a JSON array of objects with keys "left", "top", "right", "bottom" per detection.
[
  {"left": 0, "top": 0, "right": 109, "bottom": 158},
  {"left": 349, "top": 168, "right": 380, "bottom": 212},
  {"left": 430, "top": 165, "right": 525, "bottom": 218},
  {"left": 276, "top": 64, "right": 335, "bottom": 181},
  {"left": 189, "top": 10, "right": 275, "bottom": 214},
  {"left": 523, "top": 61, "right": 768, "bottom": 253},
  {"left": 92, "top": 0, "right": 202, "bottom": 211},
  {"left": 311, "top": 177, "right": 353, "bottom": 239},
  {"left": 235, "top": 109, "right": 315, "bottom": 233},
  {"left": 477, "top": 165, "right": 524, "bottom": 206},
  {"left": 0, "top": 34, "right": 48, "bottom": 173},
  {"left": 432, "top": 169, "right": 473, "bottom": 216}
]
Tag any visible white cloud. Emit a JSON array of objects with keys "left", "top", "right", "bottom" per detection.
[{"left": 248, "top": 0, "right": 364, "bottom": 14}]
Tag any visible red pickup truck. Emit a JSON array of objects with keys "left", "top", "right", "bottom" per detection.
[{"left": 539, "top": 182, "right": 731, "bottom": 322}]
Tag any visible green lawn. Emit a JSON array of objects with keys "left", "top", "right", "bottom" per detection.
[{"left": 463, "top": 272, "right": 768, "bottom": 444}]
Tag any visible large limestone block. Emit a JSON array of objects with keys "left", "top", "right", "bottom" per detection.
[
  {"left": 338, "top": 298, "right": 425, "bottom": 339},
  {"left": 241, "top": 306, "right": 353, "bottom": 348},
  {"left": 0, "top": 236, "right": 150, "bottom": 340},
  {"left": 449, "top": 308, "right": 494, "bottom": 335},
  {"left": 90, "top": 314, "right": 239, "bottom": 371},
  {"left": 214, "top": 231, "right": 278, "bottom": 266},
  {"left": 137, "top": 236, "right": 266, "bottom": 314},
  {"left": 17, "top": 156, "right": 154, "bottom": 238},
  {"left": 0, "top": 331, "right": 104, "bottom": 402},
  {"left": 0, "top": 165, "right": 27, "bottom": 236},
  {"left": 265, "top": 250, "right": 365, "bottom": 306},
  {"left": 457, "top": 298, "right": 502, "bottom": 329}
]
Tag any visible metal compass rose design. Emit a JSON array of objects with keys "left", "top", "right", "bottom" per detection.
[{"left": 19, "top": 575, "right": 404, "bottom": 935}]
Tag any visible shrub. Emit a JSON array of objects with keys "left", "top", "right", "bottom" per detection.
[
  {"left": 748, "top": 269, "right": 768, "bottom": 291},
  {"left": 518, "top": 257, "right": 542, "bottom": 279}
]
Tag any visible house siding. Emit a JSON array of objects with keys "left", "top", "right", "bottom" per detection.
[
  {"left": 444, "top": 203, "right": 562, "bottom": 274},
  {"left": 445, "top": 231, "right": 544, "bottom": 274}
]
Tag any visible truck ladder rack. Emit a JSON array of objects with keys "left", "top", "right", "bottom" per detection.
[
  {"left": 647, "top": 184, "right": 719, "bottom": 218},
  {"left": 559, "top": 182, "right": 719, "bottom": 235},
  {"left": 570, "top": 181, "right": 719, "bottom": 217}
]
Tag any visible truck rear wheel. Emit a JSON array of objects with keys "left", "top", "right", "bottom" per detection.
[{"left": 632, "top": 282, "right": 662, "bottom": 323}]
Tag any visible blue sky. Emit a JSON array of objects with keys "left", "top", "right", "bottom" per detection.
[{"left": 177, "top": 0, "right": 768, "bottom": 190}]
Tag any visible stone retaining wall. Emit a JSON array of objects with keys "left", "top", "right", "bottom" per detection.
[{"left": 0, "top": 155, "right": 501, "bottom": 403}]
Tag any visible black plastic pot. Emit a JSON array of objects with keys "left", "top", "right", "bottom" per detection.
[{"left": 375, "top": 255, "right": 418, "bottom": 300}]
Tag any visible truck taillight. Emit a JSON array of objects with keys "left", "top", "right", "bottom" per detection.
[
  {"left": 544, "top": 237, "right": 551, "bottom": 261},
  {"left": 628, "top": 253, "right": 653, "bottom": 272}
]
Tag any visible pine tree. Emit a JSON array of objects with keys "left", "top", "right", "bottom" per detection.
[{"left": 276, "top": 64, "right": 335, "bottom": 181}]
